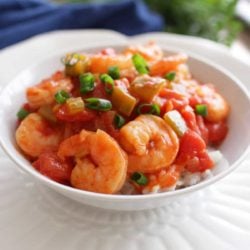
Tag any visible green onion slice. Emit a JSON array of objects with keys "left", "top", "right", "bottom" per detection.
[
  {"left": 85, "top": 98, "right": 112, "bottom": 111},
  {"left": 17, "top": 108, "right": 30, "bottom": 120},
  {"left": 61, "top": 53, "right": 80, "bottom": 66},
  {"left": 114, "top": 114, "right": 125, "bottom": 129},
  {"left": 108, "top": 66, "right": 120, "bottom": 79},
  {"left": 165, "top": 72, "right": 176, "bottom": 81},
  {"left": 100, "top": 74, "right": 114, "bottom": 94},
  {"left": 54, "top": 90, "right": 70, "bottom": 104},
  {"left": 131, "top": 172, "right": 148, "bottom": 186},
  {"left": 137, "top": 103, "right": 160, "bottom": 116},
  {"left": 100, "top": 74, "right": 114, "bottom": 84},
  {"left": 195, "top": 104, "right": 208, "bottom": 117},
  {"left": 79, "top": 73, "right": 95, "bottom": 94},
  {"left": 132, "top": 54, "right": 149, "bottom": 74}
]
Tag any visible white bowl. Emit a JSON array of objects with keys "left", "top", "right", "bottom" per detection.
[{"left": 0, "top": 44, "right": 250, "bottom": 211}]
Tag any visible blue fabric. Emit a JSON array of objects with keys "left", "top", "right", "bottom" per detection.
[{"left": 0, "top": 0, "right": 164, "bottom": 49}]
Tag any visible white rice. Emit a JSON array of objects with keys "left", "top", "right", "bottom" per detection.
[
  {"left": 208, "top": 150, "right": 223, "bottom": 164},
  {"left": 121, "top": 150, "right": 223, "bottom": 195}
]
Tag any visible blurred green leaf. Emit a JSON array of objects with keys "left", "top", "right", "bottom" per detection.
[
  {"left": 144, "top": 0, "right": 243, "bottom": 45},
  {"left": 56, "top": 0, "right": 243, "bottom": 45}
]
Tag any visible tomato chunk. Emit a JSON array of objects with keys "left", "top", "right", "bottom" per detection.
[
  {"left": 55, "top": 104, "right": 96, "bottom": 122},
  {"left": 177, "top": 130, "right": 213, "bottom": 172},
  {"left": 33, "top": 152, "right": 73, "bottom": 184},
  {"left": 206, "top": 121, "right": 228, "bottom": 145},
  {"left": 91, "top": 81, "right": 107, "bottom": 99},
  {"left": 196, "top": 115, "right": 209, "bottom": 144},
  {"left": 179, "top": 130, "right": 206, "bottom": 157},
  {"left": 95, "top": 111, "right": 120, "bottom": 139},
  {"left": 180, "top": 105, "right": 198, "bottom": 132},
  {"left": 198, "top": 151, "right": 214, "bottom": 172}
]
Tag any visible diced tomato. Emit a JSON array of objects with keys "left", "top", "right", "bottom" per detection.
[
  {"left": 55, "top": 104, "right": 96, "bottom": 122},
  {"left": 33, "top": 152, "right": 73, "bottom": 184},
  {"left": 184, "top": 157, "right": 200, "bottom": 172},
  {"left": 180, "top": 105, "right": 199, "bottom": 132},
  {"left": 196, "top": 115, "right": 209, "bottom": 144},
  {"left": 198, "top": 151, "right": 214, "bottom": 171},
  {"left": 51, "top": 71, "right": 66, "bottom": 81},
  {"left": 95, "top": 111, "right": 120, "bottom": 139},
  {"left": 159, "top": 89, "right": 188, "bottom": 111},
  {"left": 171, "top": 99, "right": 188, "bottom": 111},
  {"left": 63, "top": 121, "right": 96, "bottom": 139},
  {"left": 165, "top": 100, "right": 174, "bottom": 113},
  {"left": 206, "top": 121, "right": 228, "bottom": 145},
  {"left": 70, "top": 77, "right": 81, "bottom": 97},
  {"left": 36, "top": 119, "right": 57, "bottom": 136},
  {"left": 177, "top": 130, "right": 214, "bottom": 172},
  {"left": 184, "top": 151, "right": 214, "bottom": 172},
  {"left": 189, "top": 95, "right": 202, "bottom": 107},
  {"left": 23, "top": 103, "right": 36, "bottom": 113},
  {"left": 91, "top": 81, "right": 107, "bottom": 99},
  {"left": 179, "top": 106, "right": 208, "bottom": 143},
  {"left": 178, "top": 130, "right": 206, "bottom": 157},
  {"left": 153, "top": 96, "right": 167, "bottom": 115}
]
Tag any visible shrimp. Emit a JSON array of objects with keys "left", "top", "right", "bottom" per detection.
[
  {"left": 119, "top": 115, "right": 179, "bottom": 173},
  {"left": 16, "top": 113, "right": 63, "bottom": 157},
  {"left": 89, "top": 54, "right": 133, "bottom": 74},
  {"left": 199, "top": 85, "right": 230, "bottom": 122},
  {"left": 26, "top": 71, "right": 73, "bottom": 109},
  {"left": 150, "top": 54, "right": 188, "bottom": 76},
  {"left": 58, "top": 129, "right": 127, "bottom": 194},
  {"left": 124, "top": 42, "right": 163, "bottom": 61}
]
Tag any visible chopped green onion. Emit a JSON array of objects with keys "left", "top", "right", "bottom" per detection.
[
  {"left": 114, "top": 114, "right": 125, "bottom": 129},
  {"left": 137, "top": 103, "right": 160, "bottom": 116},
  {"left": 195, "top": 104, "right": 208, "bottom": 117},
  {"left": 132, "top": 54, "right": 149, "bottom": 74},
  {"left": 131, "top": 172, "right": 148, "bottom": 186},
  {"left": 85, "top": 98, "right": 112, "bottom": 111},
  {"left": 100, "top": 74, "right": 114, "bottom": 94},
  {"left": 54, "top": 90, "right": 70, "bottom": 104},
  {"left": 79, "top": 73, "right": 95, "bottom": 94},
  {"left": 165, "top": 72, "right": 176, "bottom": 81},
  {"left": 61, "top": 53, "right": 80, "bottom": 66},
  {"left": 100, "top": 74, "right": 114, "bottom": 84},
  {"left": 108, "top": 66, "right": 120, "bottom": 79},
  {"left": 17, "top": 108, "right": 30, "bottom": 120}
]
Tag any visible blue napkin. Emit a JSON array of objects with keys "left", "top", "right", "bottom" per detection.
[{"left": 0, "top": 0, "right": 164, "bottom": 49}]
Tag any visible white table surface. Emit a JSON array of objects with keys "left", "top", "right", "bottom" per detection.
[{"left": 231, "top": 30, "right": 250, "bottom": 66}]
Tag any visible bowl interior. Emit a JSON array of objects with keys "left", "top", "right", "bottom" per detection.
[
  {"left": 0, "top": 44, "right": 250, "bottom": 207},
  {"left": 188, "top": 56, "right": 250, "bottom": 169}
]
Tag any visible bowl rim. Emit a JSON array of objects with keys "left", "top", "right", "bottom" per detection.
[{"left": 0, "top": 43, "right": 250, "bottom": 202}]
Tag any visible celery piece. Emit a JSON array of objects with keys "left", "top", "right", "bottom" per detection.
[{"left": 164, "top": 110, "right": 187, "bottom": 137}]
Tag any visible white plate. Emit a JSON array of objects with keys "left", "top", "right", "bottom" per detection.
[{"left": 0, "top": 30, "right": 250, "bottom": 250}]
